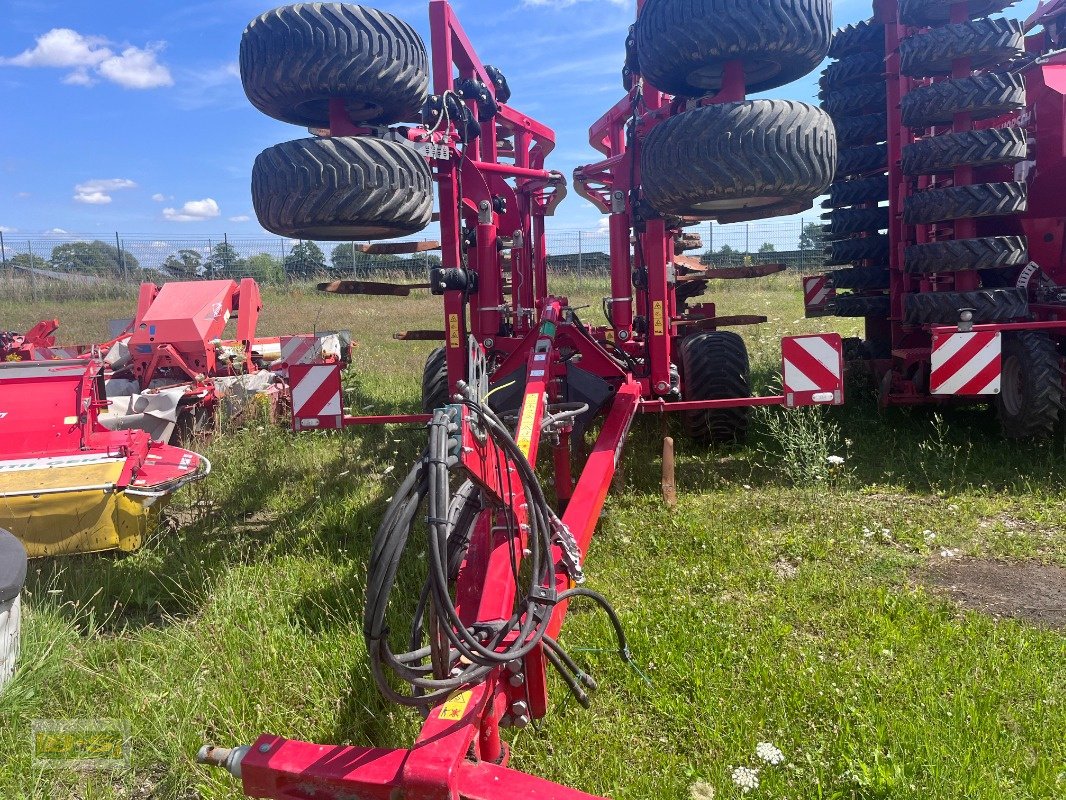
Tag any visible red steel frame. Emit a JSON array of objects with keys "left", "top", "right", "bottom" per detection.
[
  {"left": 202, "top": 2, "right": 843, "bottom": 798},
  {"left": 811, "top": 0, "right": 1066, "bottom": 406}
]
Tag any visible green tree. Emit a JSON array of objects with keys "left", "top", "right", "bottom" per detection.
[
  {"left": 759, "top": 242, "right": 776, "bottom": 253},
  {"left": 204, "top": 242, "right": 246, "bottom": 278},
  {"left": 798, "top": 221, "right": 825, "bottom": 252},
  {"left": 9, "top": 252, "right": 48, "bottom": 272},
  {"left": 50, "top": 240, "right": 138, "bottom": 274},
  {"left": 162, "top": 248, "right": 203, "bottom": 278},
  {"left": 285, "top": 240, "right": 327, "bottom": 278},
  {"left": 247, "top": 252, "right": 285, "bottom": 284}
]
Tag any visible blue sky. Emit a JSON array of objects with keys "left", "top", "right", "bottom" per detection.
[{"left": 0, "top": 0, "right": 1044, "bottom": 241}]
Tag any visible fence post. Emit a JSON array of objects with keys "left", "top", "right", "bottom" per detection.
[
  {"left": 577, "top": 230, "right": 583, "bottom": 272},
  {"left": 116, "top": 232, "right": 128, "bottom": 282},
  {"left": 745, "top": 223, "right": 750, "bottom": 254},
  {"left": 26, "top": 239, "right": 38, "bottom": 302},
  {"left": 707, "top": 221, "right": 713, "bottom": 256}
]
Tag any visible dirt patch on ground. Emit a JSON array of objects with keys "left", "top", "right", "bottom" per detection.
[{"left": 922, "top": 558, "right": 1066, "bottom": 629}]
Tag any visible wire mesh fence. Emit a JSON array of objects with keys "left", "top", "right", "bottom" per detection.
[{"left": 0, "top": 218, "right": 827, "bottom": 297}]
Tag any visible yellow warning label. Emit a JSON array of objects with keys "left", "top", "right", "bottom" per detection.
[
  {"left": 438, "top": 688, "right": 473, "bottom": 721},
  {"left": 516, "top": 393, "right": 540, "bottom": 457},
  {"left": 448, "top": 314, "right": 461, "bottom": 348},
  {"left": 605, "top": 329, "right": 615, "bottom": 343},
  {"left": 652, "top": 301, "right": 665, "bottom": 336}
]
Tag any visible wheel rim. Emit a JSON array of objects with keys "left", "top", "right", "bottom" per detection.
[{"left": 1001, "top": 354, "right": 1024, "bottom": 416}]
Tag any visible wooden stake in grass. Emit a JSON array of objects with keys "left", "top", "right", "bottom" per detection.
[{"left": 661, "top": 436, "right": 677, "bottom": 509}]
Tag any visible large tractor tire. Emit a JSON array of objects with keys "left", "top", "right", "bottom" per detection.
[
  {"left": 635, "top": 0, "right": 832, "bottom": 97},
  {"left": 904, "top": 288, "right": 1029, "bottom": 325},
  {"left": 641, "top": 100, "right": 835, "bottom": 220},
  {"left": 829, "top": 20, "right": 884, "bottom": 59},
  {"left": 902, "top": 73, "right": 1025, "bottom": 129},
  {"left": 901, "top": 18, "right": 1025, "bottom": 77},
  {"left": 903, "top": 182, "right": 1027, "bottom": 225},
  {"left": 421, "top": 347, "right": 449, "bottom": 413},
  {"left": 679, "top": 331, "right": 751, "bottom": 445},
  {"left": 826, "top": 176, "right": 889, "bottom": 208},
  {"left": 240, "top": 3, "right": 429, "bottom": 127},
  {"left": 900, "top": 0, "right": 1017, "bottom": 27},
  {"left": 834, "top": 113, "right": 888, "bottom": 147},
  {"left": 252, "top": 136, "right": 433, "bottom": 240},
  {"left": 904, "top": 236, "right": 1028, "bottom": 273},
  {"left": 826, "top": 235, "right": 890, "bottom": 266},
  {"left": 902, "top": 128, "right": 1027, "bottom": 175},
  {"left": 829, "top": 294, "right": 890, "bottom": 317},
  {"left": 996, "top": 332, "right": 1064, "bottom": 439}
]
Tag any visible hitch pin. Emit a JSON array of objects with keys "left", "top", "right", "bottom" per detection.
[{"left": 197, "top": 744, "right": 251, "bottom": 778}]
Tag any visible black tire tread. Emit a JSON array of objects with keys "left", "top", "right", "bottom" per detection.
[
  {"left": 900, "top": 0, "right": 1017, "bottom": 27},
  {"left": 680, "top": 331, "right": 751, "bottom": 445},
  {"left": 904, "top": 236, "right": 1028, "bottom": 273},
  {"left": 833, "top": 113, "right": 888, "bottom": 147},
  {"left": 240, "top": 3, "right": 429, "bottom": 126},
  {"left": 822, "top": 82, "right": 887, "bottom": 116},
  {"left": 902, "top": 128, "right": 1027, "bottom": 175},
  {"left": 421, "top": 347, "right": 449, "bottom": 413},
  {"left": 904, "top": 288, "right": 1029, "bottom": 324},
  {"left": 826, "top": 235, "right": 891, "bottom": 266},
  {"left": 902, "top": 73, "right": 1025, "bottom": 129},
  {"left": 830, "top": 294, "right": 891, "bottom": 317},
  {"left": 996, "top": 332, "right": 1064, "bottom": 439},
  {"left": 837, "top": 144, "right": 888, "bottom": 177},
  {"left": 830, "top": 267, "right": 890, "bottom": 291},
  {"left": 823, "top": 206, "right": 890, "bottom": 237},
  {"left": 821, "top": 52, "right": 885, "bottom": 90},
  {"left": 641, "top": 100, "right": 835, "bottom": 220},
  {"left": 635, "top": 0, "right": 832, "bottom": 96},
  {"left": 252, "top": 136, "right": 433, "bottom": 240},
  {"left": 829, "top": 21, "right": 884, "bottom": 59},
  {"left": 901, "top": 18, "right": 1025, "bottom": 77},
  {"left": 826, "top": 176, "right": 889, "bottom": 207},
  {"left": 903, "top": 181, "right": 1027, "bottom": 225}
]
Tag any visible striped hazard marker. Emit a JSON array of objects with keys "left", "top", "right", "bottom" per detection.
[
  {"left": 931, "top": 331, "right": 1001, "bottom": 395},
  {"left": 289, "top": 363, "right": 344, "bottom": 430},
  {"left": 802, "top": 275, "right": 834, "bottom": 317},
  {"left": 781, "top": 334, "right": 844, "bottom": 407}
]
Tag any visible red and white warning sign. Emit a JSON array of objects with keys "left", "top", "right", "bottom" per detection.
[
  {"left": 802, "top": 275, "right": 835, "bottom": 317},
  {"left": 289, "top": 363, "right": 344, "bottom": 430},
  {"left": 931, "top": 330, "right": 1001, "bottom": 395},
  {"left": 781, "top": 333, "right": 844, "bottom": 407}
]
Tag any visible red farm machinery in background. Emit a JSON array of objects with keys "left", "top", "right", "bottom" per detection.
[
  {"left": 198, "top": 1, "right": 843, "bottom": 798},
  {"left": 1, "top": 278, "right": 350, "bottom": 443},
  {"left": 808, "top": 0, "right": 1066, "bottom": 438}
]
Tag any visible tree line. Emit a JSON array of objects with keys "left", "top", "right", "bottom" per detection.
[{"left": 1, "top": 240, "right": 442, "bottom": 283}]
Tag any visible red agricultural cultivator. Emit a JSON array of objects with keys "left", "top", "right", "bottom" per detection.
[
  {"left": 1, "top": 278, "right": 349, "bottom": 443},
  {"left": 198, "top": 1, "right": 842, "bottom": 798},
  {"left": 808, "top": 0, "right": 1066, "bottom": 438}
]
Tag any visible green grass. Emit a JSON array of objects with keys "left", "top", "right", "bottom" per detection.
[{"left": 1, "top": 275, "right": 1064, "bottom": 799}]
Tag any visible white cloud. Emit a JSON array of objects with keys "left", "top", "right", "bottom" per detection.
[
  {"left": 151, "top": 193, "right": 168, "bottom": 202},
  {"left": 73, "top": 177, "right": 137, "bottom": 205},
  {"left": 0, "top": 226, "right": 17, "bottom": 233},
  {"left": 228, "top": 215, "right": 250, "bottom": 223},
  {"left": 2, "top": 28, "right": 109, "bottom": 69},
  {"left": 163, "top": 198, "right": 220, "bottom": 222},
  {"left": 44, "top": 228, "right": 68, "bottom": 235},
  {"left": 98, "top": 44, "right": 173, "bottom": 89},
  {"left": 1, "top": 28, "right": 172, "bottom": 89},
  {"left": 175, "top": 61, "right": 241, "bottom": 110}
]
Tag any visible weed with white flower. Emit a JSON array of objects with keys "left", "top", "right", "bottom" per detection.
[{"left": 731, "top": 766, "right": 760, "bottom": 794}]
